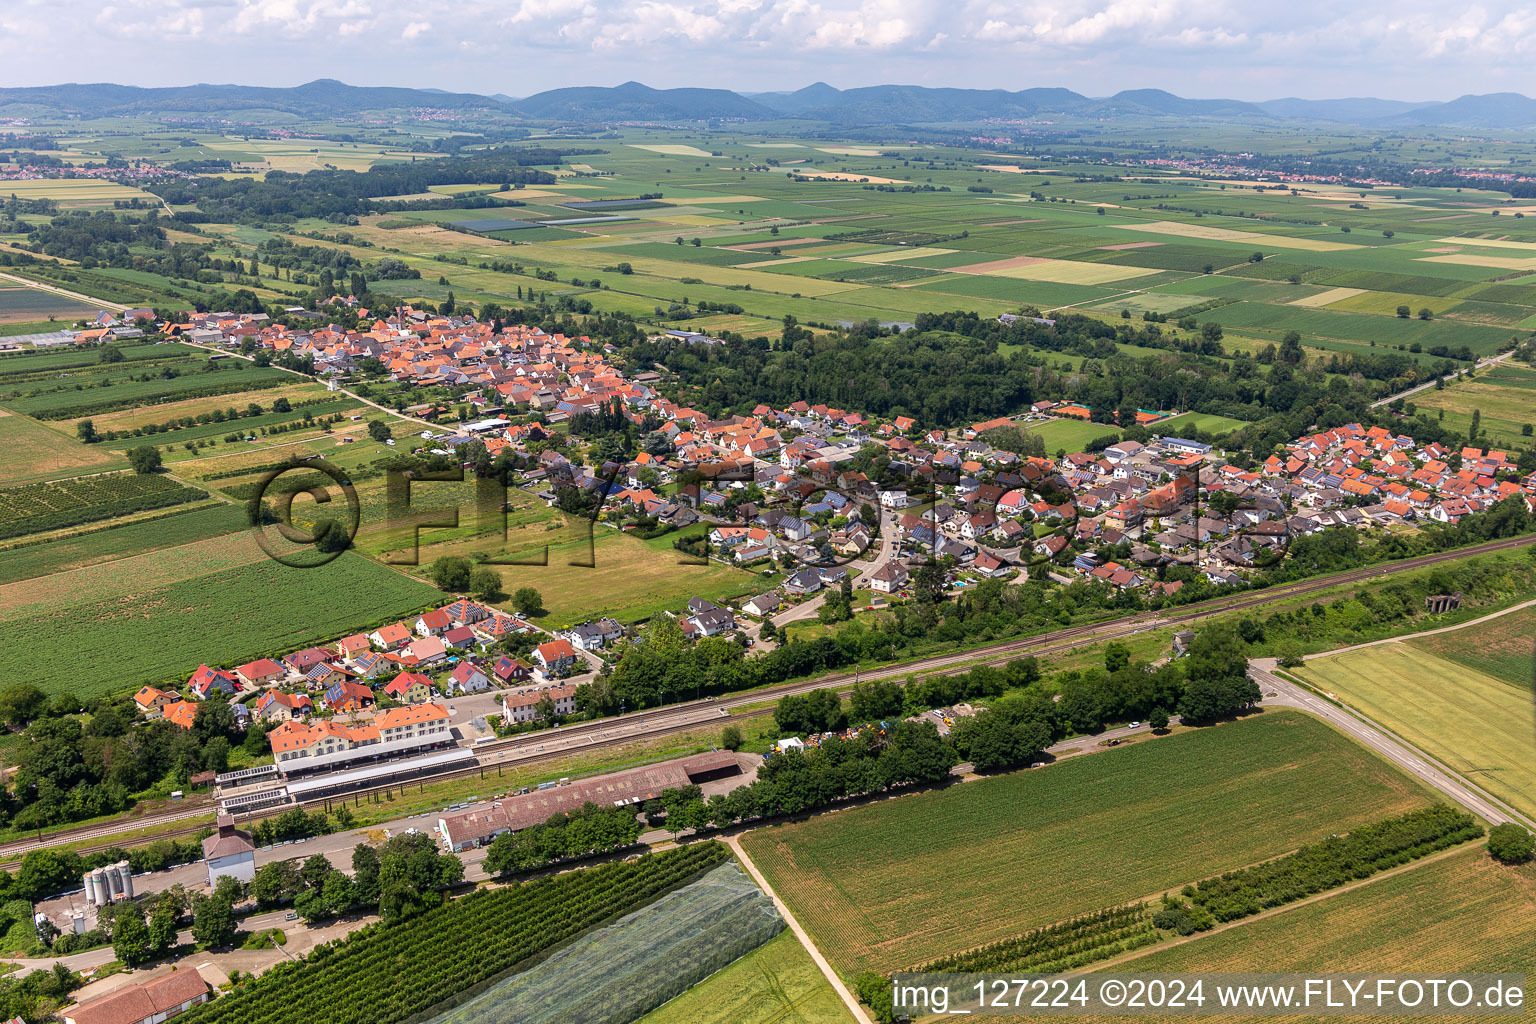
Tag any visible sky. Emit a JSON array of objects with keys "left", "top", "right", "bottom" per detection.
[{"left": 5, "top": 0, "right": 1536, "bottom": 100}]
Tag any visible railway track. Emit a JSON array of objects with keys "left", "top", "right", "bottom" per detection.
[{"left": 8, "top": 533, "right": 1531, "bottom": 862}]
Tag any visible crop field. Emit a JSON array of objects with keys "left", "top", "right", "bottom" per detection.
[
  {"left": 0, "top": 470, "right": 206, "bottom": 540},
  {"left": 638, "top": 931, "right": 854, "bottom": 1024},
  {"left": 0, "top": 179, "right": 156, "bottom": 207},
  {"left": 0, "top": 286, "right": 99, "bottom": 322},
  {"left": 1408, "top": 605, "right": 1536, "bottom": 686},
  {"left": 1115, "top": 849, "right": 1536, "bottom": 981},
  {"left": 0, "top": 503, "right": 244, "bottom": 585},
  {"left": 1296, "top": 644, "right": 1535, "bottom": 822},
  {"left": 0, "top": 357, "right": 290, "bottom": 419},
  {"left": 0, "top": 550, "right": 441, "bottom": 695},
  {"left": 0, "top": 409, "right": 126, "bottom": 482},
  {"left": 740, "top": 711, "right": 1435, "bottom": 973}
]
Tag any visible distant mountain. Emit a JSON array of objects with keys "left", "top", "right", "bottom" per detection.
[
  {"left": 4, "top": 78, "right": 1536, "bottom": 131},
  {"left": 1095, "top": 89, "right": 1267, "bottom": 118},
  {"left": 750, "top": 82, "right": 845, "bottom": 115},
  {"left": 0, "top": 79, "right": 510, "bottom": 118},
  {"left": 511, "top": 81, "right": 774, "bottom": 121},
  {"left": 1257, "top": 96, "right": 1439, "bottom": 122},
  {"left": 1389, "top": 92, "right": 1536, "bottom": 129}
]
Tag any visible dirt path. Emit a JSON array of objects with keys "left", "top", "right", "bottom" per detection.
[
  {"left": 0, "top": 269, "right": 127, "bottom": 313},
  {"left": 1296, "top": 595, "right": 1536, "bottom": 661},
  {"left": 1092, "top": 842, "right": 1480, "bottom": 972},
  {"left": 726, "top": 835, "right": 874, "bottom": 1024}
]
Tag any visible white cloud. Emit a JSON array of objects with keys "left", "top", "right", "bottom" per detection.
[{"left": 4, "top": 0, "right": 1536, "bottom": 99}]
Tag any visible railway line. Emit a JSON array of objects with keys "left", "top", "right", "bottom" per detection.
[{"left": 5, "top": 532, "right": 1530, "bottom": 864}]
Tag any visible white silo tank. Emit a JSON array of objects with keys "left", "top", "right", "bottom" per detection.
[
  {"left": 103, "top": 865, "right": 122, "bottom": 901},
  {"left": 118, "top": 861, "right": 134, "bottom": 900}
]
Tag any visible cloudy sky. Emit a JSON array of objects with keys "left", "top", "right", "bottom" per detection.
[{"left": 4, "top": 0, "right": 1535, "bottom": 100}]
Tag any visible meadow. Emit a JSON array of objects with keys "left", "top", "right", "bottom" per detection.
[
  {"left": 1297, "top": 642, "right": 1535, "bottom": 822},
  {"left": 637, "top": 931, "right": 854, "bottom": 1024},
  {"left": 1407, "top": 362, "right": 1536, "bottom": 448},
  {"left": 0, "top": 550, "right": 442, "bottom": 695},
  {"left": 0, "top": 409, "right": 126, "bottom": 482},
  {"left": 740, "top": 711, "right": 1435, "bottom": 974}
]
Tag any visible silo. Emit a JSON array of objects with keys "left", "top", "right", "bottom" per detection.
[
  {"left": 103, "top": 864, "right": 122, "bottom": 901},
  {"left": 81, "top": 872, "right": 96, "bottom": 906},
  {"left": 93, "top": 868, "right": 110, "bottom": 905},
  {"left": 117, "top": 861, "right": 133, "bottom": 900}
]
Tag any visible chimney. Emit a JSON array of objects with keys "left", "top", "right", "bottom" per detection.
[{"left": 217, "top": 814, "right": 236, "bottom": 837}]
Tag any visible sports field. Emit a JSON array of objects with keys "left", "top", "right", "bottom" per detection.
[
  {"left": 1296, "top": 642, "right": 1535, "bottom": 822},
  {"left": 1028, "top": 417, "right": 1120, "bottom": 453},
  {"left": 638, "top": 931, "right": 854, "bottom": 1024},
  {"left": 741, "top": 711, "right": 1436, "bottom": 973}
]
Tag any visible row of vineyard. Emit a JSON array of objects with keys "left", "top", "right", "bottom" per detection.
[
  {"left": 905, "top": 806, "right": 1482, "bottom": 978},
  {"left": 1184, "top": 804, "right": 1482, "bottom": 922},
  {"left": 917, "top": 904, "right": 1157, "bottom": 974},
  {"left": 0, "top": 472, "right": 207, "bottom": 539},
  {"left": 182, "top": 842, "right": 730, "bottom": 1024}
]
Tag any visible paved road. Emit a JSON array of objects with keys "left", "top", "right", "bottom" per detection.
[
  {"left": 771, "top": 511, "right": 901, "bottom": 628},
  {"left": 1251, "top": 659, "right": 1535, "bottom": 831},
  {"left": 1369, "top": 349, "right": 1515, "bottom": 409}
]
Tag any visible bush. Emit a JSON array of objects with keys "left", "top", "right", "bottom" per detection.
[{"left": 1487, "top": 822, "right": 1534, "bottom": 864}]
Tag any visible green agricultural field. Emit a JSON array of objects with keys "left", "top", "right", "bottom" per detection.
[
  {"left": 0, "top": 410, "right": 126, "bottom": 482},
  {"left": 1112, "top": 849, "right": 1536, "bottom": 982},
  {"left": 1408, "top": 604, "right": 1536, "bottom": 686},
  {"left": 0, "top": 550, "right": 442, "bottom": 695},
  {"left": 1407, "top": 363, "right": 1536, "bottom": 447},
  {"left": 638, "top": 931, "right": 854, "bottom": 1024},
  {"left": 0, "top": 503, "right": 244, "bottom": 585},
  {"left": 0, "top": 359, "right": 290, "bottom": 419},
  {"left": 0, "top": 470, "right": 206, "bottom": 540},
  {"left": 1296, "top": 643, "right": 1535, "bottom": 822},
  {"left": 741, "top": 711, "right": 1435, "bottom": 974},
  {"left": 0, "top": 286, "right": 99, "bottom": 322}
]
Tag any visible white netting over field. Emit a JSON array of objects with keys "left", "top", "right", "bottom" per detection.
[{"left": 420, "top": 860, "right": 784, "bottom": 1024}]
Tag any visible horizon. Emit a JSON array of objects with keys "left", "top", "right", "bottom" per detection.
[
  {"left": 6, "top": 0, "right": 1536, "bottom": 101},
  {"left": 0, "top": 75, "right": 1520, "bottom": 107}
]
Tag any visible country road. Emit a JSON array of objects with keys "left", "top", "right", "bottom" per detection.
[
  {"left": 1369, "top": 348, "right": 1515, "bottom": 408},
  {"left": 1251, "top": 659, "right": 1536, "bottom": 831}
]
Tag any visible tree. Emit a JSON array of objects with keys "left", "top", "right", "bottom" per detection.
[
  {"left": 720, "top": 724, "right": 743, "bottom": 750},
  {"left": 468, "top": 566, "right": 502, "bottom": 601},
  {"left": 76, "top": 419, "right": 98, "bottom": 443},
  {"left": 368, "top": 419, "right": 393, "bottom": 442},
  {"left": 1396, "top": 305, "right": 1410, "bottom": 318},
  {"left": 512, "top": 587, "right": 544, "bottom": 616},
  {"left": 127, "top": 446, "right": 163, "bottom": 474},
  {"left": 148, "top": 899, "right": 179, "bottom": 954},
  {"left": 0, "top": 683, "right": 48, "bottom": 727},
  {"left": 1148, "top": 706, "right": 1170, "bottom": 731},
  {"left": 112, "top": 903, "right": 152, "bottom": 966},
  {"left": 192, "top": 891, "right": 237, "bottom": 948},
  {"left": 99, "top": 344, "right": 124, "bottom": 364},
  {"left": 1418, "top": 307, "right": 1433, "bottom": 320},
  {"left": 1177, "top": 623, "right": 1260, "bottom": 723},
  {"left": 1470, "top": 408, "right": 1482, "bottom": 438},
  {"left": 427, "top": 555, "right": 473, "bottom": 592},
  {"left": 1487, "top": 823, "right": 1534, "bottom": 864}
]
